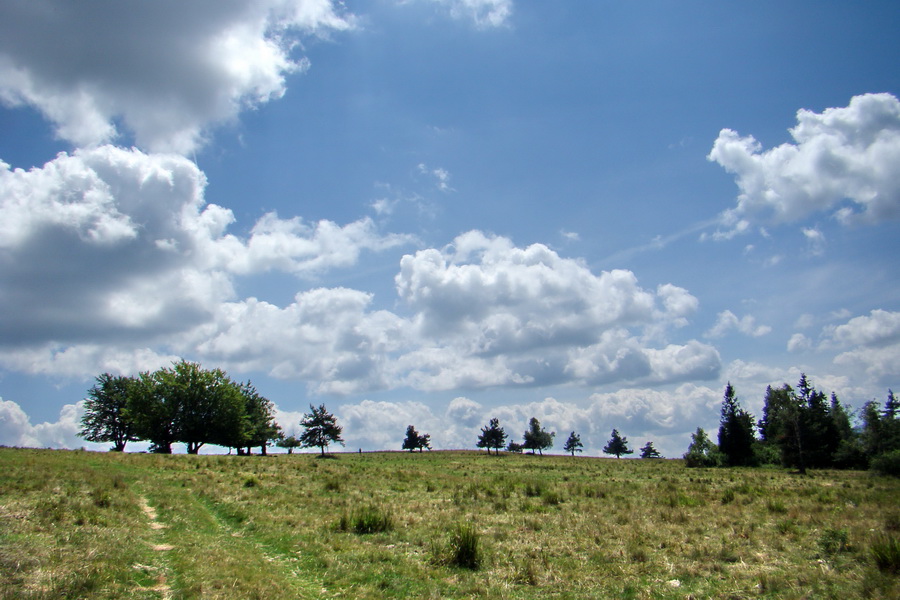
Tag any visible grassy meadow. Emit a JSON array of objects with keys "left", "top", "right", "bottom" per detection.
[{"left": 1, "top": 448, "right": 898, "bottom": 599}]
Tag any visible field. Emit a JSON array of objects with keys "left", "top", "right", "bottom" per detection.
[{"left": 1, "top": 448, "right": 898, "bottom": 599}]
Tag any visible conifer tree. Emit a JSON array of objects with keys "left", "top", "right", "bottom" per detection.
[
  {"left": 640, "top": 441, "right": 662, "bottom": 459},
  {"left": 476, "top": 418, "right": 507, "bottom": 455},
  {"left": 603, "top": 429, "right": 632, "bottom": 458},
  {"left": 402, "top": 425, "right": 431, "bottom": 452},
  {"left": 299, "top": 404, "right": 344, "bottom": 456},
  {"left": 563, "top": 431, "right": 583, "bottom": 456},
  {"left": 717, "top": 383, "right": 756, "bottom": 466}
]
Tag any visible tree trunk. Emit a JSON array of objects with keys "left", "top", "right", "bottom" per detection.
[{"left": 260, "top": 445, "right": 267, "bottom": 456}]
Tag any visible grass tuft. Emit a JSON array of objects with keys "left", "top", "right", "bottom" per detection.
[
  {"left": 447, "top": 522, "right": 482, "bottom": 570},
  {"left": 870, "top": 532, "right": 900, "bottom": 573},
  {"left": 339, "top": 505, "right": 394, "bottom": 534}
]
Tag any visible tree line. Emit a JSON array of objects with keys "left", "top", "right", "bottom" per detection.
[
  {"left": 79, "top": 361, "right": 282, "bottom": 454},
  {"left": 79, "top": 360, "right": 348, "bottom": 456},
  {"left": 683, "top": 375, "right": 900, "bottom": 475}
]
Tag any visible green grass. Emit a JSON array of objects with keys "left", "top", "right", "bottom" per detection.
[{"left": 1, "top": 448, "right": 898, "bottom": 599}]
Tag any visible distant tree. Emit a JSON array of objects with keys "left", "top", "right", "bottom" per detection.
[
  {"left": 683, "top": 427, "right": 720, "bottom": 467},
  {"left": 563, "top": 431, "right": 583, "bottom": 456},
  {"left": 640, "top": 441, "right": 662, "bottom": 459},
  {"left": 603, "top": 429, "right": 632, "bottom": 458},
  {"left": 830, "top": 392, "right": 867, "bottom": 469},
  {"left": 476, "top": 418, "right": 507, "bottom": 455},
  {"left": 522, "top": 417, "right": 555, "bottom": 455},
  {"left": 237, "top": 381, "right": 281, "bottom": 455},
  {"left": 276, "top": 434, "right": 302, "bottom": 455},
  {"left": 717, "top": 383, "right": 757, "bottom": 466},
  {"left": 299, "top": 404, "right": 345, "bottom": 456},
  {"left": 758, "top": 375, "right": 844, "bottom": 473},
  {"left": 79, "top": 373, "right": 140, "bottom": 452},
  {"left": 402, "top": 425, "right": 432, "bottom": 452},
  {"left": 506, "top": 440, "right": 524, "bottom": 453}
]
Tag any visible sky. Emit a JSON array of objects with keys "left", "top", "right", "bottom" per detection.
[{"left": 1, "top": 0, "right": 899, "bottom": 457}]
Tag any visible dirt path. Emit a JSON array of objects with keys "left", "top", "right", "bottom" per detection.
[{"left": 138, "top": 496, "right": 173, "bottom": 599}]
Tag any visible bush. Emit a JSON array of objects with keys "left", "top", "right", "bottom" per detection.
[
  {"left": 871, "top": 450, "right": 900, "bottom": 477},
  {"left": 870, "top": 533, "right": 900, "bottom": 573},
  {"left": 448, "top": 522, "right": 481, "bottom": 570},
  {"left": 338, "top": 505, "right": 394, "bottom": 534},
  {"left": 818, "top": 528, "right": 851, "bottom": 557}
]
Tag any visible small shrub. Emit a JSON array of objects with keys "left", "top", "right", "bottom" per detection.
[
  {"left": 448, "top": 522, "right": 481, "bottom": 570},
  {"left": 323, "top": 477, "right": 342, "bottom": 492},
  {"left": 775, "top": 519, "right": 798, "bottom": 535},
  {"left": 721, "top": 489, "right": 735, "bottom": 504},
  {"left": 243, "top": 476, "right": 259, "bottom": 488},
  {"left": 346, "top": 505, "right": 394, "bottom": 534},
  {"left": 818, "top": 528, "right": 850, "bottom": 556},
  {"left": 766, "top": 499, "right": 787, "bottom": 514},
  {"left": 523, "top": 479, "right": 545, "bottom": 498},
  {"left": 541, "top": 489, "right": 563, "bottom": 506},
  {"left": 870, "top": 533, "right": 900, "bottom": 573},
  {"left": 871, "top": 450, "right": 900, "bottom": 477}
]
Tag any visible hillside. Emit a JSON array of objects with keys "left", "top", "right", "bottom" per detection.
[{"left": 1, "top": 448, "right": 897, "bottom": 599}]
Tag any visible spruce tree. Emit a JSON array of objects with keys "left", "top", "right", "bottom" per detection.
[
  {"left": 717, "top": 383, "right": 756, "bottom": 466},
  {"left": 476, "top": 418, "right": 507, "bottom": 455},
  {"left": 563, "top": 431, "right": 583, "bottom": 456},
  {"left": 640, "top": 441, "right": 662, "bottom": 459},
  {"left": 299, "top": 404, "right": 345, "bottom": 456},
  {"left": 603, "top": 429, "right": 632, "bottom": 458}
]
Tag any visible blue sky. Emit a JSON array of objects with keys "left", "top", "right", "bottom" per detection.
[{"left": 1, "top": 0, "right": 899, "bottom": 456}]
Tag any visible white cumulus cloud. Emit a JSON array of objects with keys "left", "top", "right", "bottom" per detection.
[
  {"left": 0, "top": 0, "right": 354, "bottom": 154},
  {"left": 705, "top": 310, "right": 772, "bottom": 339},
  {"left": 708, "top": 93, "right": 900, "bottom": 236},
  {"left": 0, "top": 146, "right": 412, "bottom": 379}
]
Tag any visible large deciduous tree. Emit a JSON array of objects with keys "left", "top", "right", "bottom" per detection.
[
  {"left": 299, "top": 404, "right": 344, "bottom": 456},
  {"left": 79, "top": 373, "right": 140, "bottom": 451},
  {"left": 603, "top": 429, "right": 632, "bottom": 458},
  {"left": 237, "top": 381, "right": 281, "bottom": 455},
  {"left": 476, "top": 418, "right": 507, "bottom": 455},
  {"left": 522, "top": 417, "right": 555, "bottom": 455},
  {"left": 683, "top": 427, "right": 719, "bottom": 467}
]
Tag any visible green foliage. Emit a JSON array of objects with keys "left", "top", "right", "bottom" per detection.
[
  {"left": 237, "top": 381, "right": 281, "bottom": 455},
  {"left": 276, "top": 434, "right": 302, "bottom": 454},
  {"left": 683, "top": 427, "right": 721, "bottom": 467},
  {"left": 871, "top": 449, "right": 900, "bottom": 477},
  {"left": 402, "top": 424, "right": 431, "bottom": 452},
  {"left": 870, "top": 533, "right": 900, "bottom": 573},
  {"left": 818, "top": 528, "right": 851, "bottom": 557},
  {"left": 476, "top": 418, "right": 507, "bottom": 455},
  {"left": 717, "top": 382, "right": 757, "bottom": 466},
  {"left": 603, "top": 429, "right": 632, "bottom": 458},
  {"left": 447, "top": 522, "right": 481, "bottom": 570},
  {"left": 339, "top": 505, "right": 394, "bottom": 534},
  {"left": 563, "top": 431, "right": 583, "bottom": 456},
  {"left": 640, "top": 441, "right": 662, "bottom": 459},
  {"left": 299, "top": 403, "right": 344, "bottom": 456},
  {"left": 79, "top": 373, "right": 140, "bottom": 451},
  {"left": 522, "top": 417, "right": 555, "bottom": 455}
]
